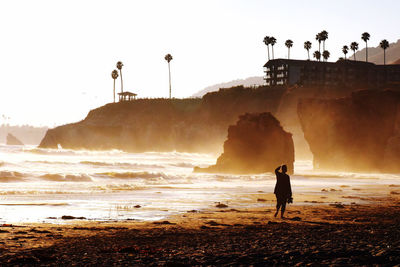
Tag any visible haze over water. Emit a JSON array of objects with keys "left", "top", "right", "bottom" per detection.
[{"left": 0, "top": 144, "right": 399, "bottom": 223}]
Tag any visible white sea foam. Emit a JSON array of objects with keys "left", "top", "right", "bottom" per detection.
[
  {"left": 80, "top": 161, "right": 164, "bottom": 169},
  {"left": 94, "top": 171, "right": 167, "bottom": 179},
  {"left": 0, "top": 144, "right": 399, "bottom": 223},
  {"left": 170, "top": 162, "right": 196, "bottom": 168},
  {"left": 40, "top": 173, "right": 92, "bottom": 182}
]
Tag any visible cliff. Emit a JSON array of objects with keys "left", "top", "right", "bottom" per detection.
[
  {"left": 298, "top": 90, "right": 400, "bottom": 172},
  {"left": 39, "top": 86, "right": 286, "bottom": 153},
  {"left": 275, "top": 84, "right": 357, "bottom": 159},
  {"left": 194, "top": 113, "right": 294, "bottom": 174},
  {"left": 40, "top": 82, "right": 381, "bottom": 157},
  {"left": 6, "top": 133, "right": 24, "bottom": 146}
]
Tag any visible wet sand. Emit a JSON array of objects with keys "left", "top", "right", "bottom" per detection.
[{"left": 1, "top": 187, "right": 400, "bottom": 266}]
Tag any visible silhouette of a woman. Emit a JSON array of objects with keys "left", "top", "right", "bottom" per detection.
[{"left": 274, "top": 165, "right": 292, "bottom": 218}]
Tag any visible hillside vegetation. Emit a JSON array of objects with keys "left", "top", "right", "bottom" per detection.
[
  {"left": 192, "top": 76, "right": 264, "bottom": 97},
  {"left": 352, "top": 39, "right": 400, "bottom": 64}
]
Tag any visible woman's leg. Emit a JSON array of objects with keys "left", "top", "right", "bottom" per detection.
[
  {"left": 281, "top": 201, "right": 287, "bottom": 218},
  {"left": 274, "top": 195, "right": 281, "bottom": 217}
]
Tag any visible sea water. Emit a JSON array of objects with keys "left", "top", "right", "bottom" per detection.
[{"left": 0, "top": 144, "right": 399, "bottom": 223}]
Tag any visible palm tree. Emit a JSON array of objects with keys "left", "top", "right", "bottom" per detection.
[
  {"left": 269, "top": 37, "right": 277, "bottom": 59},
  {"left": 116, "top": 61, "right": 124, "bottom": 93},
  {"left": 350, "top": 42, "right": 359, "bottom": 60},
  {"left": 320, "top": 30, "right": 328, "bottom": 51},
  {"left": 380, "top": 39, "right": 390, "bottom": 65},
  {"left": 342, "top": 45, "right": 349, "bottom": 60},
  {"left": 322, "top": 50, "right": 330, "bottom": 61},
  {"left": 263, "top": 36, "right": 270, "bottom": 60},
  {"left": 164, "top": 54, "right": 173, "bottom": 99},
  {"left": 361, "top": 32, "right": 370, "bottom": 62},
  {"left": 285, "top": 39, "right": 293, "bottom": 59},
  {"left": 111, "top": 70, "right": 119, "bottom": 103},
  {"left": 313, "top": 50, "right": 321, "bottom": 61},
  {"left": 316, "top": 33, "right": 322, "bottom": 53},
  {"left": 304, "top": 41, "right": 312, "bottom": 60}
]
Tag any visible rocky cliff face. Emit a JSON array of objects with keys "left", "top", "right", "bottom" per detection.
[
  {"left": 194, "top": 113, "right": 294, "bottom": 174},
  {"left": 298, "top": 90, "right": 400, "bottom": 172},
  {"left": 39, "top": 83, "right": 378, "bottom": 157},
  {"left": 275, "top": 85, "right": 356, "bottom": 159},
  {"left": 39, "top": 86, "right": 286, "bottom": 153},
  {"left": 6, "top": 133, "right": 24, "bottom": 146}
]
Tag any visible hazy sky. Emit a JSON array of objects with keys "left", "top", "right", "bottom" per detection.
[{"left": 1, "top": 0, "right": 399, "bottom": 126}]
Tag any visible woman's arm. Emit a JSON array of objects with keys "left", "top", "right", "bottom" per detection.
[{"left": 275, "top": 166, "right": 281, "bottom": 175}]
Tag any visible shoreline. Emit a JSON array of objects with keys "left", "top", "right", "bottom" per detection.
[
  {"left": 1, "top": 194, "right": 400, "bottom": 265},
  {"left": 1, "top": 181, "right": 398, "bottom": 224}
]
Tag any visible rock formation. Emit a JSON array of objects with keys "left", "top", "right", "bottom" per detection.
[
  {"left": 39, "top": 86, "right": 286, "bottom": 153},
  {"left": 6, "top": 133, "right": 24, "bottom": 146},
  {"left": 194, "top": 113, "right": 294, "bottom": 174},
  {"left": 298, "top": 90, "right": 400, "bottom": 172},
  {"left": 275, "top": 84, "right": 355, "bottom": 159},
  {"left": 0, "top": 125, "right": 47, "bottom": 145},
  {"left": 39, "top": 82, "right": 397, "bottom": 157}
]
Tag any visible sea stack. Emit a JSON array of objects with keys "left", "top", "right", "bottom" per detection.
[
  {"left": 194, "top": 112, "right": 294, "bottom": 174},
  {"left": 298, "top": 90, "right": 400, "bottom": 173},
  {"left": 6, "top": 133, "right": 24, "bottom": 146}
]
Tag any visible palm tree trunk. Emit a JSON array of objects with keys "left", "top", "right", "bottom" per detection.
[
  {"left": 366, "top": 41, "right": 368, "bottom": 62},
  {"left": 267, "top": 46, "right": 270, "bottom": 61},
  {"left": 272, "top": 46, "right": 275, "bottom": 59},
  {"left": 168, "top": 62, "right": 172, "bottom": 99},
  {"left": 323, "top": 41, "right": 325, "bottom": 52},
  {"left": 307, "top": 50, "right": 310, "bottom": 60},
  {"left": 288, "top": 48, "right": 290, "bottom": 59},
  {"left": 384, "top": 49, "right": 386, "bottom": 65},
  {"left": 113, "top": 79, "right": 116, "bottom": 103},
  {"left": 120, "top": 70, "right": 123, "bottom": 93},
  {"left": 318, "top": 42, "right": 321, "bottom": 53},
  {"left": 354, "top": 52, "right": 356, "bottom": 61}
]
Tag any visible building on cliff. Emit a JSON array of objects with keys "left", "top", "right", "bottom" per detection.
[
  {"left": 264, "top": 59, "right": 400, "bottom": 89},
  {"left": 118, "top": 91, "right": 137, "bottom": 101}
]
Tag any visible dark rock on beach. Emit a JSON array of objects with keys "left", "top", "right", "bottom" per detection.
[
  {"left": 194, "top": 112, "right": 294, "bottom": 174},
  {"left": 61, "top": 216, "right": 86, "bottom": 220}
]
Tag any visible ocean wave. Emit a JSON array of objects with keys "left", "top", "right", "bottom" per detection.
[
  {"left": 170, "top": 162, "right": 196, "bottom": 168},
  {"left": 95, "top": 171, "right": 167, "bottom": 179},
  {"left": 0, "top": 202, "right": 69, "bottom": 206},
  {"left": 0, "top": 190, "right": 75, "bottom": 195},
  {"left": 144, "top": 177, "right": 169, "bottom": 185},
  {"left": 80, "top": 161, "right": 164, "bottom": 169},
  {"left": 25, "top": 160, "right": 72, "bottom": 165},
  {"left": 0, "top": 171, "right": 25, "bottom": 182},
  {"left": 90, "top": 184, "right": 146, "bottom": 191},
  {"left": 39, "top": 173, "right": 92, "bottom": 182},
  {"left": 25, "top": 147, "right": 126, "bottom": 156},
  {"left": 143, "top": 151, "right": 214, "bottom": 157},
  {"left": 295, "top": 172, "right": 386, "bottom": 180}
]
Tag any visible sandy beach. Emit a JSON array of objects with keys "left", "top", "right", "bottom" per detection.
[{"left": 1, "top": 186, "right": 399, "bottom": 266}]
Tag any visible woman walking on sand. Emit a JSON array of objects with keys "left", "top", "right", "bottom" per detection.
[{"left": 274, "top": 165, "right": 292, "bottom": 218}]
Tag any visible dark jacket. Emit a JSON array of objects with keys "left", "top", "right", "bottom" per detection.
[{"left": 274, "top": 167, "right": 292, "bottom": 198}]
